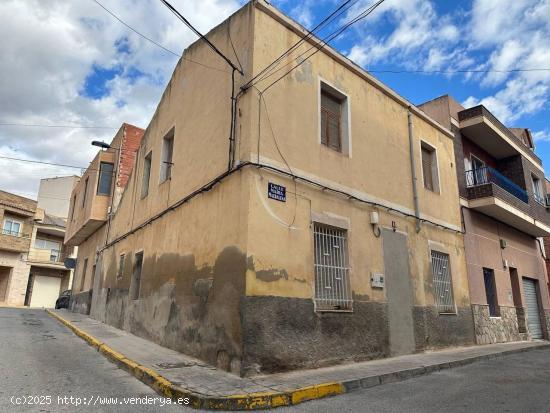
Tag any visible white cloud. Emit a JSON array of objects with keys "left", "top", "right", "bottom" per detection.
[
  {"left": 343, "top": 0, "right": 465, "bottom": 72},
  {"left": 533, "top": 130, "right": 550, "bottom": 142},
  {"left": 0, "top": 0, "right": 240, "bottom": 197}
]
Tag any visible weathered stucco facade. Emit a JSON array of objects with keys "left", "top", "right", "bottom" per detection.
[{"left": 68, "top": 1, "right": 476, "bottom": 376}]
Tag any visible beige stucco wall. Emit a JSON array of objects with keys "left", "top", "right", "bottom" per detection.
[{"left": 242, "top": 4, "right": 467, "bottom": 306}]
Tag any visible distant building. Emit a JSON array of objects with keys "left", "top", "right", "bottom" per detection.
[
  {"left": 0, "top": 190, "right": 38, "bottom": 305},
  {"left": 37, "top": 176, "right": 80, "bottom": 218},
  {"left": 1, "top": 176, "right": 80, "bottom": 307}
]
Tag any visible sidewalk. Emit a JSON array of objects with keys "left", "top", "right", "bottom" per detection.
[{"left": 47, "top": 309, "right": 550, "bottom": 410}]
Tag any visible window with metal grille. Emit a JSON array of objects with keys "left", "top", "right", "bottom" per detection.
[
  {"left": 313, "top": 223, "right": 352, "bottom": 311},
  {"left": 160, "top": 130, "right": 174, "bottom": 183},
  {"left": 430, "top": 251, "right": 455, "bottom": 313},
  {"left": 320, "top": 90, "right": 343, "bottom": 152},
  {"left": 483, "top": 268, "right": 500, "bottom": 316},
  {"left": 141, "top": 151, "right": 152, "bottom": 198},
  {"left": 421, "top": 142, "right": 438, "bottom": 192}
]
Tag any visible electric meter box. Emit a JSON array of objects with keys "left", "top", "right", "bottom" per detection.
[{"left": 371, "top": 273, "right": 385, "bottom": 288}]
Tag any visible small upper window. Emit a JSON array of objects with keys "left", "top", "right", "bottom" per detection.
[
  {"left": 82, "top": 177, "right": 89, "bottom": 207},
  {"left": 117, "top": 254, "right": 125, "bottom": 279},
  {"left": 2, "top": 219, "right": 21, "bottom": 237},
  {"left": 321, "top": 91, "right": 342, "bottom": 151},
  {"left": 532, "top": 174, "right": 543, "bottom": 204},
  {"left": 160, "top": 130, "right": 174, "bottom": 183},
  {"left": 97, "top": 162, "right": 114, "bottom": 195},
  {"left": 320, "top": 82, "right": 349, "bottom": 155},
  {"left": 421, "top": 142, "right": 439, "bottom": 193},
  {"left": 141, "top": 151, "right": 152, "bottom": 198},
  {"left": 71, "top": 194, "right": 76, "bottom": 221}
]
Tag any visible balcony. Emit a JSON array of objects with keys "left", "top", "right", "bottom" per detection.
[
  {"left": 458, "top": 105, "right": 542, "bottom": 166},
  {"left": 27, "top": 248, "right": 70, "bottom": 269},
  {"left": 0, "top": 229, "right": 31, "bottom": 253},
  {"left": 464, "top": 166, "right": 550, "bottom": 237}
]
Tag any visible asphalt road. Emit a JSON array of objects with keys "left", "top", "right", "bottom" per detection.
[{"left": 1, "top": 307, "right": 550, "bottom": 413}]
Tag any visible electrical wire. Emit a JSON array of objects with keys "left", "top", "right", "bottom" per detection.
[
  {"left": 368, "top": 68, "right": 550, "bottom": 74},
  {"left": 0, "top": 123, "right": 116, "bottom": 129},
  {"left": 242, "top": 0, "right": 358, "bottom": 90},
  {"left": 91, "top": 0, "right": 228, "bottom": 73},
  {"left": 259, "top": 0, "right": 386, "bottom": 94},
  {"left": 158, "top": 0, "right": 243, "bottom": 74},
  {"left": 99, "top": 160, "right": 462, "bottom": 252},
  {"left": 0, "top": 155, "right": 131, "bottom": 176}
]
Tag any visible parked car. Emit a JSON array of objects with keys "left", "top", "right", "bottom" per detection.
[{"left": 55, "top": 290, "right": 71, "bottom": 309}]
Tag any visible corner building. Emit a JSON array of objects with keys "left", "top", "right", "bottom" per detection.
[{"left": 67, "top": 1, "right": 477, "bottom": 376}]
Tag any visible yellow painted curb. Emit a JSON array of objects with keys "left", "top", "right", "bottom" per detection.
[{"left": 45, "top": 309, "right": 345, "bottom": 410}]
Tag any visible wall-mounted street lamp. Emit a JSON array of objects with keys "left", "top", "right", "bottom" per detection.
[{"left": 91, "top": 140, "right": 111, "bottom": 150}]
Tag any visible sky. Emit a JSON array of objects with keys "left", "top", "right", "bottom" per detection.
[{"left": 1, "top": 0, "right": 549, "bottom": 199}]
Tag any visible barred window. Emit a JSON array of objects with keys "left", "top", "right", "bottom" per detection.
[
  {"left": 313, "top": 223, "right": 352, "bottom": 311},
  {"left": 430, "top": 250, "right": 455, "bottom": 313}
]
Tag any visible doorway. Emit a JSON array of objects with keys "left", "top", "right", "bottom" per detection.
[
  {"left": 130, "top": 252, "right": 143, "bottom": 301},
  {"left": 522, "top": 277, "right": 543, "bottom": 339},
  {"left": 0, "top": 266, "right": 11, "bottom": 302},
  {"left": 382, "top": 229, "right": 415, "bottom": 356}
]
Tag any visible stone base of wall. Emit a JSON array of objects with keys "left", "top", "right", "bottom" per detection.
[
  {"left": 241, "top": 296, "right": 390, "bottom": 376},
  {"left": 413, "top": 306, "right": 475, "bottom": 351},
  {"left": 69, "top": 290, "right": 92, "bottom": 315},
  {"left": 472, "top": 304, "right": 523, "bottom": 344},
  {"left": 241, "top": 297, "right": 477, "bottom": 376}
]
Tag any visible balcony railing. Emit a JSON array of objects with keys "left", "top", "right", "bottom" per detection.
[
  {"left": 465, "top": 166, "right": 529, "bottom": 203},
  {"left": 27, "top": 248, "right": 64, "bottom": 264},
  {"left": 1, "top": 229, "right": 30, "bottom": 238}
]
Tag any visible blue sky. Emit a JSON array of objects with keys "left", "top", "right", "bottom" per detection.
[{"left": 0, "top": 0, "right": 549, "bottom": 197}]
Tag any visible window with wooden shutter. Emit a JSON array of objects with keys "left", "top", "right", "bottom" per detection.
[
  {"left": 421, "top": 142, "right": 439, "bottom": 193},
  {"left": 321, "top": 91, "right": 342, "bottom": 152}
]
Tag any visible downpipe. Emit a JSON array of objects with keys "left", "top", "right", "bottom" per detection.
[{"left": 408, "top": 107, "right": 421, "bottom": 233}]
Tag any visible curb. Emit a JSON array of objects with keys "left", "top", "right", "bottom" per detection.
[
  {"left": 45, "top": 309, "right": 343, "bottom": 409},
  {"left": 45, "top": 309, "right": 550, "bottom": 410}
]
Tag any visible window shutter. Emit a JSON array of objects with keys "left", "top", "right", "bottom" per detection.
[
  {"left": 321, "top": 92, "right": 342, "bottom": 151},
  {"left": 422, "top": 147, "right": 433, "bottom": 191}
]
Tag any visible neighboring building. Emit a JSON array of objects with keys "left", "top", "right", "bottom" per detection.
[
  {"left": 24, "top": 175, "right": 80, "bottom": 307},
  {"left": 0, "top": 176, "right": 79, "bottom": 308},
  {"left": 0, "top": 191, "right": 38, "bottom": 305},
  {"left": 25, "top": 212, "right": 74, "bottom": 307},
  {"left": 67, "top": 1, "right": 475, "bottom": 376},
  {"left": 420, "top": 95, "right": 550, "bottom": 344},
  {"left": 37, "top": 176, "right": 80, "bottom": 218},
  {"left": 64, "top": 123, "right": 144, "bottom": 313}
]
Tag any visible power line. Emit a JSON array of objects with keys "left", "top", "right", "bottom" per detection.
[
  {"left": 0, "top": 123, "right": 117, "bottom": 129},
  {"left": 158, "top": 0, "right": 243, "bottom": 74},
  {"left": 259, "top": 0, "right": 386, "bottom": 94},
  {"left": 242, "top": 0, "right": 358, "bottom": 90},
  {"left": 368, "top": 68, "right": 550, "bottom": 74},
  {"left": 0, "top": 155, "right": 130, "bottom": 176},
  {"left": 0, "top": 156, "right": 88, "bottom": 170},
  {"left": 91, "top": 0, "right": 228, "bottom": 73}
]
